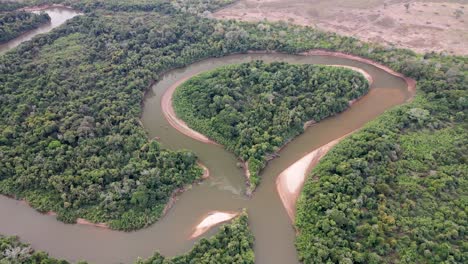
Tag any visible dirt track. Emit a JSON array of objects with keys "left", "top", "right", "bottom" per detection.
[{"left": 214, "top": 0, "right": 468, "bottom": 55}]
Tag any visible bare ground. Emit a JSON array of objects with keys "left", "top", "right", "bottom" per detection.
[{"left": 214, "top": 0, "right": 468, "bottom": 55}]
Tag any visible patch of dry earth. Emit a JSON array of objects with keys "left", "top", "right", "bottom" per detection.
[{"left": 214, "top": 0, "right": 468, "bottom": 55}]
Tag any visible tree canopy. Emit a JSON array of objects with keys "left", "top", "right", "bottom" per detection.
[
  {"left": 173, "top": 61, "right": 369, "bottom": 190},
  {"left": 0, "top": 212, "right": 254, "bottom": 264},
  {"left": 0, "top": 11, "right": 50, "bottom": 43},
  {"left": 0, "top": 0, "right": 466, "bottom": 262},
  {"left": 137, "top": 212, "right": 254, "bottom": 264}
]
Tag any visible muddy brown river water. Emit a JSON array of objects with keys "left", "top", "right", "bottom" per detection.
[
  {"left": 0, "top": 6, "right": 80, "bottom": 54},
  {"left": 0, "top": 7, "right": 412, "bottom": 264}
]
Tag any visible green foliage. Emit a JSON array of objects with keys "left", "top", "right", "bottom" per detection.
[
  {"left": 0, "top": 235, "right": 71, "bottom": 263},
  {"left": 17, "top": 0, "right": 235, "bottom": 14},
  {"left": 173, "top": 61, "right": 369, "bottom": 189},
  {"left": 295, "top": 48, "right": 467, "bottom": 264},
  {"left": 0, "top": 10, "right": 215, "bottom": 231},
  {"left": 0, "top": 1, "right": 466, "bottom": 262},
  {"left": 0, "top": 1, "right": 25, "bottom": 12},
  {"left": 0, "top": 11, "right": 50, "bottom": 43},
  {"left": 1, "top": 213, "right": 253, "bottom": 264},
  {"left": 137, "top": 212, "right": 254, "bottom": 264}
]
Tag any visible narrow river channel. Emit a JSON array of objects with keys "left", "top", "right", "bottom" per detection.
[{"left": 0, "top": 7, "right": 411, "bottom": 264}]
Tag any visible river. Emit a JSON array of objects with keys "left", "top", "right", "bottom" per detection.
[
  {"left": 0, "top": 7, "right": 411, "bottom": 264},
  {"left": 0, "top": 6, "right": 80, "bottom": 54}
]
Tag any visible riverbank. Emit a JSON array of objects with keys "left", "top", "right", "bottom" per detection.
[
  {"left": 275, "top": 132, "right": 352, "bottom": 222},
  {"left": 189, "top": 211, "right": 240, "bottom": 239},
  {"left": 274, "top": 51, "right": 416, "bottom": 223},
  {"left": 161, "top": 51, "right": 377, "bottom": 195},
  {"left": 12, "top": 161, "right": 210, "bottom": 230},
  {"left": 161, "top": 76, "right": 220, "bottom": 145},
  {"left": 301, "top": 50, "right": 417, "bottom": 99},
  {"left": 162, "top": 161, "right": 210, "bottom": 216},
  {"left": 20, "top": 4, "right": 70, "bottom": 12}
]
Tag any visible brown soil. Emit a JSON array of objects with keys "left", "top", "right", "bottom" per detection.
[{"left": 214, "top": 0, "right": 468, "bottom": 55}]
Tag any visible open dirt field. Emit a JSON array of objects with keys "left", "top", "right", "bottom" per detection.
[{"left": 214, "top": 0, "right": 468, "bottom": 55}]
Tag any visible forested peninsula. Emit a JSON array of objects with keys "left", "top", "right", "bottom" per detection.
[
  {"left": 0, "top": 11, "right": 51, "bottom": 43},
  {"left": 0, "top": 0, "right": 466, "bottom": 263},
  {"left": 173, "top": 61, "right": 369, "bottom": 191}
]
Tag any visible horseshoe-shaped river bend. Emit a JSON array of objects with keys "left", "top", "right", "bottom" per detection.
[{"left": 0, "top": 7, "right": 414, "bottom": 264}]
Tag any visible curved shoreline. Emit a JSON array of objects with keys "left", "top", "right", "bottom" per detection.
[
  {"left": 189, "top": 211, "right": 240, "bottom": 239},
  {"left": 275, "top": 132, "right": 353, "bottom": 222},
  {"left": 16, "top": 161, "right": 210, "bottom": 230},
  {"left": 160, "top": 49, "right": 415, "bottom": 221},
  {"left": 301, "top": 50, "right": 417, "bottom": 99},
  {"left": 160, "top": 52, "right": 380, "bottom": 147},
  {"left": 161, "top": 76, "right": 220, "bottom": 145},
  {"left": 160, "top": 53, "right": 378, "bottom": 193},
  {"left": 17, "top": 200, "right": 110, "bottom": 229},
  {"left": 162, "top": 161, "right": 210, "bottom": 216},
  {"left": 274, "top": 51, "right": 416, "bottom": 223},
  {"left": 0, "top": 49, "right": 415, "bottom": 263}
]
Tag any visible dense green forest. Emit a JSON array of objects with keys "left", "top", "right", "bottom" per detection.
[
  {"left": 0, "top": 0, "right": 235, "bottom": 14},
  {"left": 0, "top": 0, "right": 466, "bottom": 262},
  {"left": 0, "top": 11, "right": 50, "bottom": 43},
  {"left": 173, "top": 61, "right": 369, "bottom": 190},
  {"left": 292, "top": 28, "right": 468, "bottom": 264},
  {"left": 0, "top": 213, "right": 253, "bottom": 263},
  {"left": 0, "top": 1, "right": 25, "bottom": 12}
]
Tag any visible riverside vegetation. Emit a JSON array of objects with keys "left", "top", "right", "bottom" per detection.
[
  {"left": 0, "top": 212, "right": 254, "bottom": 264},
  {"left": 173, "top": 61, "right": 369, "bottom": 190},
  {"left": 0, "top": 0, "right": 466, "bottom": 263},
  {"left": 0, "top": 11, "right": 51, "bottom": 43}
]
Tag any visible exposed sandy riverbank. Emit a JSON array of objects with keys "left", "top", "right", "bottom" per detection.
[
  {"left": 160, "top": 50, "right": 381, "bottom": 147},
  {"left": 275, "top": 133, "right": 351, "bottom": 222},
  {"left": 189, "top": 211, "right": 239, "bottom": 239},
  {"left": 161, "top": 51, "right": 377, "bottom": 194},
  {"left": 274, "top": 50, "right": 415, "bottom": 223},
  {"left": 160, "top": 49, "right": 415, "bottom": 223},
  {"left": 161, "top": 76, "right": 220, "bottom": 145},
  {"left": 17, "top": 200, "right": 110, "bottom": 229}
]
